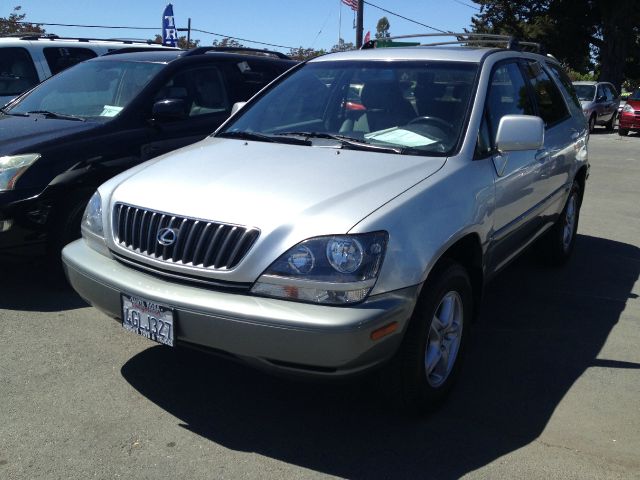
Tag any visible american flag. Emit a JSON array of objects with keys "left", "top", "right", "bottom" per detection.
[{"left": 342, "top": 0, "right": 358, "bottom": 11}]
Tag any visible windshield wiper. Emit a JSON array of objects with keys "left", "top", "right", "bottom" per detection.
[
  {"left": 26, "top": 110, "right": 85, "bottom": 121},
  {"left": 276, "top": 131, "right": 403, "bottom": 154},
  {"left": 0, "top": 107, "right": 28, "bottom": 117},
  {"left": 217, "top": 130, "right": 309, "bottom": 145}
]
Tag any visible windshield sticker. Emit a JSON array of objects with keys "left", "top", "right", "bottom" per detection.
[
  {"left": 100, "top": 105, "right": 123, "bottom": 117},
  {"left": 237, "top": 61, "right": 251, "bottom": 73},
  {"left": 365, "top": 128, "right": 437, "bottom": 147}
]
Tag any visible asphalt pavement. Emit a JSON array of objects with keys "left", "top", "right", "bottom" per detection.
[{"left": 1, "top": 129, "right": 638, "bottom": 480}]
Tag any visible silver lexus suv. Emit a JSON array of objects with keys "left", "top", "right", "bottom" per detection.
[{"left": 63, "top": 34, "right": 589, "bottom": 412}]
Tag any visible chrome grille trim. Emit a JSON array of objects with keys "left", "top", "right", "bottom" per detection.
[{"left": 113, "top": 203, "right": 259, "bottom": 270}]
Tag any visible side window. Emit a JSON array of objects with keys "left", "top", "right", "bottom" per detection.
[
  {"left": 596, "top": 85, "right": 605, "bottom": 102},
  {"left": 603, "top": 84, "right": 616, "bottom": 101},
  {"left": 546, "top": 63, "right": 581, "bottom": 110},
  {"left": 480, "top": 61, "right": 534, "bottom": 154},
  {"left": 43, "top": 47, "right": 98, "bottom": 75},
  {"left": 0, "top": 47, "right": 39, "bottom": 96},
  {"left": 523, "top": 61, "right": 570, "bottom": 126},
  {"left": 607, "top": 84, "right": 618, "bottom": 99},
  {"left": 155, "top": 65, "right": 230, "bottom": 118}
]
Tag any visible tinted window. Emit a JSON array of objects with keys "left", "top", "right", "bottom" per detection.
[
  {"left": 0, "top": 47, "right": 39, "bottom": 96},
  {"left": 483, "top": 62, "right": 534, "bottom": 147},
  {"left": 234, "top": 60, "right": 283, "bottom": 99},
  {"left": 603, "top": 84, "right": 617, "bottom": 101},
  {"left": 43, "top": 47, "right": 98, "bottom": 75},
  {"left": 523, "top": 61, "right": 569, "bottom": 126},
  {"left": 574, "top": 84, "right": 596, "bottom": 102},
  {"left": 155, "top": 65, "right": 230, "bottom": 117},
  {"left": 547, "top": 63, "right": 581, "bottom": 109},
  {"left": 8, "top": 60, "right": 164, "bottom": 118}
]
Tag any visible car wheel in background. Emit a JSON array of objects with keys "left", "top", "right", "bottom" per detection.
[
  {"left": 618, "top": 128, "right": 629, "bottom": 136},
  {"left": 382, "top": 259, "right": 472, "bottom": 414},
  {"left": 605, "top": 112, "right": 616, "bottom": 131},
  {"left": 539, "top": 181, "right": 581, "bottom": 266},
  {"left": 588, "top": 114, "right": 596, "bottom": 133}
]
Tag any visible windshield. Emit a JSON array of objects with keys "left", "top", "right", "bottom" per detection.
[
  {"left": 6, "top": 59, "right": 165, "bottom": 119},
  {"left": 0, "top": 47, "right": 39, "bottom": 96},
  {"left": 574, "top": 84, "right": 596, "bottom": 102},
  {"left": 220, "top": 60, "right": 478, "bottom": 156}
]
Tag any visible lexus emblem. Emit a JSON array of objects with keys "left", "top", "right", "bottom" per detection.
[{"left": 157, "top": 227, "right": 178, "bottom": 246}]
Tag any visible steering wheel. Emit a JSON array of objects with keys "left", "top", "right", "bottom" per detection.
[{"left": 407, "top": 116, "right": 456, "bottom": 137}]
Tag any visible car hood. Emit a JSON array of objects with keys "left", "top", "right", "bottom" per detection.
[
  {"left": 109, "top": 137, "right": 446, "bottom": 279},
  {"left": 0, "top": 114, "right": 100, "bottom": 153}
]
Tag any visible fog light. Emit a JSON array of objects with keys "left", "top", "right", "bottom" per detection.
[{"left": 0, "top": 219, "right": 13, "bottom": 232}]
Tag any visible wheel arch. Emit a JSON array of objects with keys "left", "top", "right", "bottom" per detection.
[{"left": 575, "top": 165, "right": 588, "bottom": 206}]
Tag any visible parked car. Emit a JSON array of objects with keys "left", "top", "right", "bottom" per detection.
[
  {"left": 618, "top": 88, "right": 640, "bottom": 136},
  {"left": 63, "top": 34, "right": 589, "bottom": 411},
  {"left": 0, "top": 47, "right": 296, "bottom": 257},
  {"left": 572, "top": 80, "right": 620, "bottom": 132},
  {"left": 0, "top": 34, "right": 175, "bottom": 106}
]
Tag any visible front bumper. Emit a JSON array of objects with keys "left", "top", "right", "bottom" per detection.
[
  {"left": 619, "top": 114, "right": 640, "bottom": 131},
  {"left": 62, "top": 240, "right": 419, "bottom": 376}
]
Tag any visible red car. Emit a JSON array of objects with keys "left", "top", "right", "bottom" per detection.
[{"left": 618, "top": 89, "right": 640, "bottom": 136}]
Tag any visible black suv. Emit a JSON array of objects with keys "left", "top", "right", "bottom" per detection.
[{"left": 0, "top": 47, "right": 296, "bottom": 258}]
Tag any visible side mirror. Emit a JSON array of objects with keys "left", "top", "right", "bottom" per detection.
[
  {"left": 152, "top": 99, "right": 187, "bottom": 122},
  {"left": 495, "top": 115, "right": 544, "bottom": 152},
  {"left": 230, "top": 101, "right": 247, "bottom": 117}
]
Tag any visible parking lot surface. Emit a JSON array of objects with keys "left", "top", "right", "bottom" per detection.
[{"left": 1, "top": 131, "right": 639, "bottom": 480}]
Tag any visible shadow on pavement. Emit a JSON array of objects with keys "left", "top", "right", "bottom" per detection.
[
  {"left": 0, "top": 255, "right": 87, "bottom": 311},
  {"left": 121, "top": 234, "right": 639, "bottom": 479}
]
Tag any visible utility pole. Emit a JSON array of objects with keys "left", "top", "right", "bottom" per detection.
[{"left": 356, "top": 0, "right": 364, "bottom": 48}]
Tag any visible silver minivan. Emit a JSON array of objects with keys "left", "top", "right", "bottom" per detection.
[
  {"left": 63, "top": 34, "right": 589, "bottom": 412},
  {"left": 573, "top": 80, "right": 620, "bottom": 132}
]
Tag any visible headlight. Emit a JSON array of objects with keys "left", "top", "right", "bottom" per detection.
[
  {"left": 251, "top": 232, "right": 388, "bottom": 305},
  {"left": 81, "top": 191, "right": 109, "bottom": 255},
  {"left": 623, "top": 104, "right": 634, "bottom": 113},
  {"left": 0, "top": 153, "right": 40, "bottom": 191}
]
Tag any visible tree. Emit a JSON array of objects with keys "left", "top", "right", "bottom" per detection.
[
  {"left": 211, "top": 37, "right": 243, "bottom": 48},
  {"left": 288, "top": 47, "right": 327, "bottom": 61},
  {"left": 375, "top": 17, "right": 391, "bottom": 39},
  {"left": 0, "top": 6, "right": 45, "bottom": 36},
  {"left": 153, "top": 34, "right": 199, "bottom": 49},
  {"left": 470, "top": 0, "right": 640, "bottom": 91},
  {"left": 330, "top": 38, "right": 355, "bottom": 52}
]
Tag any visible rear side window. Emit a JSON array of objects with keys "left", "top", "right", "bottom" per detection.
[
  {"left": 523, "top": 61, "right": 570, "bottom": 126},
  {"left": 0, "top": 47, "right": 39, "bottom": 96},
  {"left": 546, "top": 63, "right": 581, "bottom": 110},
  {"left": 43, "top": 47, "right": 98, "bottom": 75},
  {"left": 235, "top": 60, "right": 284, "bottom": 99}
]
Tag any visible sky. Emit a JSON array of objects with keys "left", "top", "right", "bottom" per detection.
[{"left": 2, "top": 0, "right": 480, "bottom": 53}]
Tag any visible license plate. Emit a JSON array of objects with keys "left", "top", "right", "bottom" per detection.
[{"left": 121, "top": 294, "right": 175, "bottom": 346}]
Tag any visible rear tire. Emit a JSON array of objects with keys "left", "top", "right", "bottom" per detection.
[
  {"left": 539, "top": 181, "right": 581, "bottom": 266},
  {"left": 381, "top": 259, "right": 472, "bottom": 414}
]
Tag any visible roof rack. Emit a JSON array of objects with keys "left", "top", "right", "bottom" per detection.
[
  {"left": 102, "top": 46, "right": 181, "bottom": 56},
  {"left": 7, "top": 34, "right": 156, "bottom": 45},
  {"left": 182, "top": 46, "right": 290, "bottom": 60},
  {"left": 361, "top": 33, "right": 543, "bottom": 53}
]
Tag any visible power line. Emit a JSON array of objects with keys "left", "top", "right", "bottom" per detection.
[
  {"left": 13, "top": 21, "right": 295, "bottom": 50},
  {"left": 363, "top": 1, "right": 449, "bottom": 34}
]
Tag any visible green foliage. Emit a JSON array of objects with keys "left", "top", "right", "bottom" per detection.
[
  {"left": 153, "top": 34, "right": 200, "bottom": 49},
  {"left": 470, "top": 0, "right": 640, "bottom": 91},
  {"left": 330, "top": 38, "right": 355, "bottom": 53},
  {"left": 375, "top": 17, "right": 391, "bottom": 39},
  {"left": 0, "top": 6, "right": 45, "bottom": 35},
  {"left": 288, "top": 47, "right": 327, "bottom": 61},
  {"left": 564, "top": 67, "right": 595, "bottom": 82}
]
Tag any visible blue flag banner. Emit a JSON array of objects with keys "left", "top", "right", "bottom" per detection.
[{"left": 162, "top": 4, "right": 177, "bottom": 47}]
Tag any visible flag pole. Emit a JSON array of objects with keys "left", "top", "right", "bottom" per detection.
[{"left": 338, "top": 0, "right": 342, "bottom": 46}]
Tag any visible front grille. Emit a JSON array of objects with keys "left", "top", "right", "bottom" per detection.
[{"left": 113, "top": 203, "right": 259, "bottom": 270}]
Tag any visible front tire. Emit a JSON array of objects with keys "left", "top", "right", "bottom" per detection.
[
  {"left": 605, "top": 112, "right": 616, "bottom": 131},
  {"left": 382, "top": 260, "right": 472, "bottom": 414},
  {"left": 618, "top": 128, "right": 629, "bottom": 136},
  {"left": 588, "top": 114, "right": 596, "bottom": 133}
]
